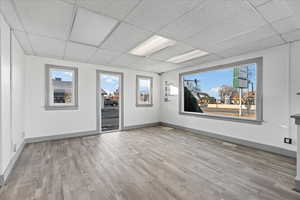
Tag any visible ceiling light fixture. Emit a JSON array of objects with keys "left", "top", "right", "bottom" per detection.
[
  {"left": 167, "top": 49, "right": 209, "bottom": 63},
  {"left": 129, "top": 35, "right": 176, "bottom": 57}
]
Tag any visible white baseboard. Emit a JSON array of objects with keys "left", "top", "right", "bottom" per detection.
[
  {"left": 0, "top": 141, "right": 26, "bottom": 185},
  {"left": 123, "top": 122, "right": 161, "bottom": 130},
  {"left": 24, "top": 130, "right": 100, "bottom": 143},
  {"left": 161, "top": 122, "right": 296, "bottom": 158}
]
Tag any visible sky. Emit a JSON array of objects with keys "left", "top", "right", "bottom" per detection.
[
  {"left": 139, "top": 79, "right": 150, "bottom": 93},
  {"left": 183, "top": 64, "right": 256, "bottom": 98},
  {"left": 51, "top": 71, "right": 73, "bottom": 81},
  {"left": 100, "top": 74, "right": 119, "bottom": 93},
  {"left": 100, "top": 75, "right": 150, "bottom": 93}
]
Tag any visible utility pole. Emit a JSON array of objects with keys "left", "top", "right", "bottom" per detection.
[{"left": 239, "top": 88, "right": 242, "bottom": 116}]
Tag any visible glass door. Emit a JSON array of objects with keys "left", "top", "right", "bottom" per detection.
[{"left": 98, "top": 72, "right": 122, "bottom": 132}]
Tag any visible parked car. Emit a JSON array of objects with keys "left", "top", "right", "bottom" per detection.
[{"left": 104, "top": 99, "right": 118, "bottom": 106}]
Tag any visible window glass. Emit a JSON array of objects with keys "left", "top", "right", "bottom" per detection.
[
  {"left": 137, "top": 76, "right": 153, "bottom": 106},
  {"left": 50, "top": 70, "right": 74, "bottom": 104},
  {"left": 182, "top": 63, "right": 258, "bottom": 120},
  {"left": 46, "top": 65, "right": 78, "bottom": 109}
]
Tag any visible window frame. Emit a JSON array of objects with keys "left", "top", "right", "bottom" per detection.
[
  {"left": 179, "top": 57, "right": 263, "bottom": 124},
  {"left": 136, "top": 75, "right": 153, "bottom": 107},
  {"left": 45, "top": 64, "right": 78, "bottom": 110}
]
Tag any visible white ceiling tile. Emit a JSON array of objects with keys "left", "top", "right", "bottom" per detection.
[
  {"left": 132, "top": 58, "right": 178, "bottom": 72},
  {"left": 64, "top": 42, "right": 97, "bottom": 63},
  {"left": 217, "top": 35, "right": 284, "bottom": 58},
  {"left": 190, "top": 43, "right": 228, "bottom": 54},
  {"left": 70, "top": 8, "right": 119, "bottom": 46},
  {"left": 150, "top": 43, "right": 195, "bottom": 61},
  {"left": 14, "top": 0, "right": 74, "bottom": 40},
  {"left": 110, "top": 53, "right": 144, "bottom": 68},
  {"left": 0, "top": 0, "right": 24, "bottom": 31},
  {"left": 184, "top": 12, "right": 265, "bottom": 51},
  {"left": 272, "top": 16, "right": 299, "bottom": 34},
  {"left": 159, "top": 0, "right": 258, "bottom": 41},
  {"left": 101, "top": 23, "right": 152, "bottom": 53},
  {"left": 282, "top": 29, "right": 300, "bottom": 42},
  {"left": 89, "top": 49, "right": 121, "bottom": 65},
  {"left": 177, "top": 54, "right": 221, "bottom": 68},
  {"left": 257, "top": 0, "right": 293, "bottom": 22},
  {"left": 61, "top": 0, "right": 76, "bottom": 4},
  {"left": 146, "top": 62, "right": 180, "bottom": 73},
  {"left": 77, "top": 0, "right": 141, "bottom": 20},
  {"left": 248, "top": 0, "right": 271, "bottom": 7},
  {"left": 28, "top": 34, "right": 65, "bottom": 59},
  {"left": 130, "top": 58, "right": 160, "bottom": 69},
  {"left": 110, "top": 54, "right": 179, "bottom": 73},
  {"left": 217, "top": 25, "right": 277, "bottom": 49},
  {"left": 285, "top": 0, "right": 300, "bottom": 27},
  {"left": 124, "top": 0, "right": 203, "bottom": 32},
  {"left": 13, "top": 30, "right": 34, "bottom": 55}
]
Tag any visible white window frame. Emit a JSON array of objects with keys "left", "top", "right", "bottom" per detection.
[
  {"left": 45, "top": 64, "right": 78, "bottom": 110},
  {"left": 136, "top": 75, "right": 153, "bottom": 107},
  {"left": 179, "top": 57, "right": 263, "bottom": 124}
]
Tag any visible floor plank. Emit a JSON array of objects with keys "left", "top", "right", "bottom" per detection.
[{"left": 0, "top": 126, "right": 299, "bottom": 200}]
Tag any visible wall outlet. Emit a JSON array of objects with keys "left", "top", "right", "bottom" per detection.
[{"left": 284, "top": 137, "right": 292, "bottom": 144}]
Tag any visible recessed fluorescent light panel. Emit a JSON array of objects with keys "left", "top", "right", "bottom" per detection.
[
  {"left": 167, "top": 49, "right": 209, "bottom": 63},
  {"left": 129, "top": 35, "right": 176, "bottom": 57}
]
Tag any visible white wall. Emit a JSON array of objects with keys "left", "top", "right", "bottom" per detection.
[
  {"left": 11, "top": 35, "right": 26, "bottom": 151},
  {"left": 291, "top": 42, "right": 300, "bottom": 137},
  {"left": 160, "top": 44, "right": 298, "bottom": 152},
  {"left": 24, "top": 56, "right": 160, "bottom": 139},
  {"left": 0, "top": 14, "right": 26, "bottom": 174}
]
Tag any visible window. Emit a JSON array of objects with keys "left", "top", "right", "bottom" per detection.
[
  {"left": 45, "top": 65, "right": 78, "bottom": 110},
  {"left": 136, "top": 75, "right": 153, "bottom": 106},
  {"left": 179, "top": 57, "right": 262, "bottom": 123}
]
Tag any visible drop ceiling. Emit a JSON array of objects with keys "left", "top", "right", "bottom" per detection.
[{"left": 0, "top": 0, "right": 299, "bottom": 73}]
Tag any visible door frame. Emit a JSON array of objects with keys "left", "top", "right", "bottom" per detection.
[{"left": 96, "top": 70, "right": 124, "bottom": 133}]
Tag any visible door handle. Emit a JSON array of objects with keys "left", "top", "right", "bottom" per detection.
[{"left": 297, "top": 92, "right": 300, "bottom": 95}]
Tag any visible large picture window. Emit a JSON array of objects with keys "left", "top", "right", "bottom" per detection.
[
  {"left": 136, "top": 75, "right": 153, "bottom": 107},
  {"left": 179, "top": 57, "right": 262, "bottom": 123},
  {"left": 45, "top": 65, "right": 78, "bottom": 110}
]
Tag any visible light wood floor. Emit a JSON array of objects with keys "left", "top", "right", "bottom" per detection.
[{"left": 1, "top": 126, "right": 300, "bottom": 200}]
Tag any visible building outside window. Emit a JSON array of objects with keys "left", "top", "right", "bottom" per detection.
[
  {"left": 136, "top": 75, "right": 153, "bottom": 107},
  {"left": 180, "top": 57, "right": 262, "bottom": 123},
  {"left": 45, "top": 65, "right": 78, "bottom": 110}
]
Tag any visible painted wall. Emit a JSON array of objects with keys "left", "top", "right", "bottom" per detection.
[
  {"left": 291, "top": 42, "right": 300, "bottom": 138},
  {"left": 160, "top": 44, "right": 298, "bottom": 152},
  {"left": 0, "top": 14, "right": 26, "bottom": 174},
  {"left": 24, "top": 56, "right": 160, "bottom": 139},
  {"left": 11, "top": 35, "right": 26, "bottom": 151}
]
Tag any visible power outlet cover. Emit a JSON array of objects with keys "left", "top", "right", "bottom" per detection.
[{"left": 284, "top": 137, "right": 292, "bottom": 144}]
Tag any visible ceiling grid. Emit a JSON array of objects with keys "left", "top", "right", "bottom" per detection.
[{"left": 0, "top": 0, "right": 299, "bottom": 73}]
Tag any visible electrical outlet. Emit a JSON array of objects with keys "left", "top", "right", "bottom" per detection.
[{"left": 284, "top": 137, "right": 292, "bottom": 144}]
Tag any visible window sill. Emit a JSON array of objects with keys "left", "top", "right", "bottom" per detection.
[
  {"left": 179, "top": 111, "right": 263, "bottom": 125},
  {"left": 45, "top": 105, "right": 79, "bottom": 111}
]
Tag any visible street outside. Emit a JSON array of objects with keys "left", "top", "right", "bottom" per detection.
[
  {"left": 201, "top": 107, "right": 256, "bottom": 118},
  {"left": 101, "top": 106, "right": 119, "bottom": 131},
  {"left": 201, "top": 104, "right": 256, "bottom": 118}
]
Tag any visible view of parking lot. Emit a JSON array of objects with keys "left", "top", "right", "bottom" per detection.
[
  {"left": 101, "top": 106, "right": 119, "bottom": 132},
  {"left": 100, "top": 74, "right": 120, "bottom": 131}
]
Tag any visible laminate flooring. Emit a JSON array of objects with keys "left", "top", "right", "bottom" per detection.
[{"left": 0, "top": 126, "right": 299, "bottom": 200}]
